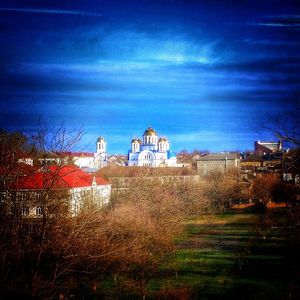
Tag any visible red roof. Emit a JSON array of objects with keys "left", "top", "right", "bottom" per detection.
[{"left": 9, "top": 165, "right": 109, "bottom": 190}]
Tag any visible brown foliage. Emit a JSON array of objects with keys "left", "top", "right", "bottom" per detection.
[
  {"left": 249, "top": 174, "right": 281, "bottom": 204},
  {"left": 202, "top": 170, "right": 243, "bottom": 210},
  {"left": 102, "top": 177, "right": 214, "bottom": 297}
]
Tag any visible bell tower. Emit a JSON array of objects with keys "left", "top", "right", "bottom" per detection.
[
  {"left": 97, "top": 136, "right": 106, "bottom": 154},
  {"left": 95, "top": 136, "right": 108, "bottom": 168}
]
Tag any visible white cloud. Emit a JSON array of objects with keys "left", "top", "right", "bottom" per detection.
[{"left": 0, "top": 7, "right": 103, "bottom": 17}]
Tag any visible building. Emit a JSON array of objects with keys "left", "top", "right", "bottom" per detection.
[
  {"left": 72, "top": 136, "right": 108, "bottom": 170},
  {"left": 94, "top": 136, "right": 108, "bottom": 169},
  {"left": 197, "top": 153, "right": 240, "bottom": 176},
  {"left": 0, "top": 165, "right": 111, "bottom": 217},
  {"left": 282, "top": 148, "right": 300, "bottom": 184},
  {"left": 254, "top": 140, "right": 282, "bottom": 156},
  {"left": 127, "top": 126, "right": 177, "bottom": 167},
  {"left": 107, "top": 154, "right": 127, "bottom": 166},
  {"left": 66, "top": 152, "right": 95, "bottom": 168},
  {"left": 36, "top": 136, "right": 108, "bottom": 171}
]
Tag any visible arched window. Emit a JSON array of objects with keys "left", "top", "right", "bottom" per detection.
[
  {"left": 22, "top": 207, "right": 29, "bottom": 216},
  {"left": 35, "top": 207, "right": 43, "bottom": 216}
]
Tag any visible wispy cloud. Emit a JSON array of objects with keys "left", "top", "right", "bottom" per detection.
[
  {"left": 240, "top": 38, "right": 300, "bottom": 46},
  {"left": 251, "top": 22, "right": 300, "bottom": 28},
  {"left": 94, "top": 27, "right": 223, "bottom": 65},
  {"left": 250, "top": 15, "right": 300, "bottom": 28},
  {"left": 0, "top": 7, "right": 103, "bottom": 17}
]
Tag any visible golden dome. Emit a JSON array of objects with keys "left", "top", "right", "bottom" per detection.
[
  {"left": 158, "top": 137, "right": 168, "bottom": 142},
  {"left": 132, "top": 138, "right": 142, "bottom": 143},
  {"left": 143, "top": 126, "right": 157, "bottom": 136}
]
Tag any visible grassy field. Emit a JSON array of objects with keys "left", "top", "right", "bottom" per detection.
[{"left": 148, "top": 209, "right": 293, "bottom": 299}]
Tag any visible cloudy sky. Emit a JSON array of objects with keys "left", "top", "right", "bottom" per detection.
[{"left": 0, "top": 0, "right": 299, "bottom": 153}]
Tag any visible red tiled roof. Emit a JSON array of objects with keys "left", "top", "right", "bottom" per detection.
[
  {"left": 9, "top": 165, "right": 109, "bottom": 190},
  {"left": 13, "top": 171, "right": 67, "bottom": 190}
]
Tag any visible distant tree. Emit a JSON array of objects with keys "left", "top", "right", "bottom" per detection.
[
  {"left": 249, "top": 174, "right": 281, "bottom": 205},
  {"left": 0, "top": 129, "right": 35, "bottom": 169},
  {"left": 202, "top": 170, "right": 243, "bottom": 211}
]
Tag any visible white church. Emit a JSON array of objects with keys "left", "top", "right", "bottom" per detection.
[
  {"left": 127, "top": 126, "right": 177, "bottom": 167},
  {"left": 71, "top": 136, "right": 108, "bottom": 170}
]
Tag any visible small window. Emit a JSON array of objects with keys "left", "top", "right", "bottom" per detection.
[
  {"left": 22, "top": 207, "right": 30, "bottom": 216},
  {"left": 10, "top": 192, "right": 16, "bottom": 200},
  {"left": 35, "top": 207, "right": 43, "bottom": 216},
  {"left": 0, "top": 192, "right": 6, "bottom": 203},
  {"left": 20, "top": 193, "right": 29, "bottom": 201}
]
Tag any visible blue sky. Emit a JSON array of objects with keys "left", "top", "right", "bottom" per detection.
[{"left": 0, "top": 0, "right": 299, "bottom": 153}]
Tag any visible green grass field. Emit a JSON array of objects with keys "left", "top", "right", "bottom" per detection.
[{"left": 148, "top": 209, "right": 293, "bottom": 299}]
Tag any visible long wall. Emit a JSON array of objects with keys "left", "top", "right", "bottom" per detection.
[{"left": 110, "top": 175, "right": 201, "bottom": 190}]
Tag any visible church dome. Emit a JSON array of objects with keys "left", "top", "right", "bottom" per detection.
[
  {"left": 97, "top": 136, "right": 105, "bottom": 142},
  {"left": 132, "top": 138, "right": 142, "bottom": 143},
  {"left": 143, "top": 126, "right": 157, "bottom": 136},
  {"left": 158, "top": 137, "right": 168, "bottom": 142}
]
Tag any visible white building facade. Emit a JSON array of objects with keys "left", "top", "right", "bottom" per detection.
[
  {"left": 127, "top": 127, "right": 177, "bottom": 167},
  {"left": 72, "top": 136, "right": 108, "bottom": 170},
  {"left": 1, "top": 165, "right": 111, "bottom": 218}
]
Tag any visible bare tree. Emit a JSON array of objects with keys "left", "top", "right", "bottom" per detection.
[
  {"left": 0, "top": 123, "right": 87, "bottom": 298},
  {"left": 202, "top": 170, "right": 243, "bottom": 211},
  {"left": 249, "top": 174, "right": 282, "bottom": 206},
  {"left": 266, "top": 111, "right": 300, "bottom": 148},
  {"left": 102, "top": 176, "right": 219, "bottom": 298}
]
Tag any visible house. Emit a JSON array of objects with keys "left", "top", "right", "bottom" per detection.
[
  {"left": 67, "top": 152, "right": 96, "bottom": 169},
  {"left": 197, "top": 153, "right": 240, "bottom": 176},
  {"left": 38, "top": 152, "right": 95, "bottom": 168},
  {"left": 282, "top": 148, "right": 300, "bottom": 184},
  {"left": 31, "top": 136, "right": 108, "bottom": 171},
  {"left": 0, "top": 165, "right": 111, "bottom": 218},
  {"left": 108, "top": 154, "right": 127, "bottom": 166},
  {"left": 254, "top": 140, "right": 282, "bottom": 156}
]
